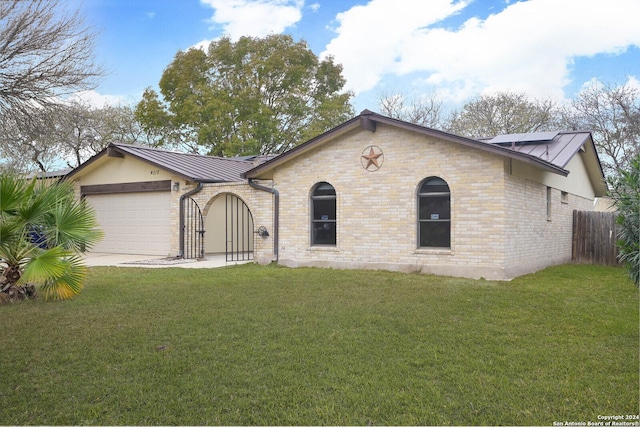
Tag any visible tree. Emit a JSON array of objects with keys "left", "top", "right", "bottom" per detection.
[
  {"left": 0, "top": 0, "right": 103, "bottom": 120},
  {"left": 377, "top": 90, "right": 444, "bottom": 128},
  {"left": 0, "top": 0, "right": 104, "bottom": 172},
  {"left": 52, "top": 101, "right": 161, "bottom": 169},
  {"left": 446, "top": 91, "right": 558, "bottom": 138},
  {"left": 0, "top": 110, "right": 59, "bottom": 173},
  {"left": 608, "top": 155, "right": 640, "bottom": 287},
  {"left": 563, "top": 80, "right": 640, "bottom": 177},
  {"left": 136, "top": 34, "right": 354, "bottom": 157},
  {"left": 0, "top": 101, "right": 160, "bottom": 173},
  {"left": 0, "top": 175, "right": 103, "bottom": 302}
]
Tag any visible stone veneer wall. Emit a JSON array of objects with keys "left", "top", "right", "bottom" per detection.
[{"left": 270, "top": 124, "right": 515, "bottom": 279}]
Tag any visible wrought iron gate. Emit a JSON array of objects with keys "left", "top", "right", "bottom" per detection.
[
  {"left": 183, "top": 196, "right": 205, "bottom": 259},
  {"left": 225, "top": 194, "right": 254, "bottom": 262}
]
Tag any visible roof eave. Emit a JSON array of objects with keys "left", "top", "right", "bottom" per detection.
[
  {"left": 109, "top": 144, "right": 206, "bottom": 182},
  {"left": 368, "top": 114, "right": 570, "bottom": 176},
  {"left": 580, "top": 134, "right": 608, "bottom": 197},
  {"left": 244, "top": 117, "right": 362, "bottom": 178},
  {"left": 63, "top": 147, "right": 109, "bottom": 181},
  {"left": 246, "top": 111, "right": 571, "bottom": 179}
]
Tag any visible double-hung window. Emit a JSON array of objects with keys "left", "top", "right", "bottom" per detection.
[
  {"left": 418, "top": 177, "right": 451, "bottom": 248},
  {"left": 311, "top": 182, "right": 336, "bottom": 246}
]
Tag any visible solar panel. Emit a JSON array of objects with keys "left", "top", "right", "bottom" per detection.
[
  {"left": 487, "top": 131, "right": 559, "bottom": 146},
  {"left": 487, "top": 133, "right": 527, "bottom": 144}
]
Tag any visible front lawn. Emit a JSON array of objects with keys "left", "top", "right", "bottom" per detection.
[{"left": 0, "top": 264, "right": 637, "bottom": 425}]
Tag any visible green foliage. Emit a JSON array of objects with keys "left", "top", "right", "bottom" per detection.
[
  {"left": 136, "top": 34, "right": 354, "bottom": 156},
  {"left": 608, "top": 155, "right": 640, "bottom": 286},
  {"left": 0, "top": 174, "right": 103, "bottom": 301},
  {"left": 0, "top": 264, "right": 636, "bottom": 425}
]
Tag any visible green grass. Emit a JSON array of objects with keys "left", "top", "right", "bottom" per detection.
[{"left": 1, "top": 263, "right": 637, "bottom": 425}]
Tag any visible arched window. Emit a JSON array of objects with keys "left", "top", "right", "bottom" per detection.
[
  {"left": 418, "top": 177, "right": 451, "bottom": 248},
  {"left": 311, "top": 182, "right": 336, "bottom": 246}
]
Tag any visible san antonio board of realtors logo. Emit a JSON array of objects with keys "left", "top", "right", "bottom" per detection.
[{"left": 360, "top": 145, "right": 384, "bottom": 171}]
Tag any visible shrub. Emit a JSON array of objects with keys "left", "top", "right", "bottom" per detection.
[{"left": 608, "top": 155, "right": 640, "bottom": 286}]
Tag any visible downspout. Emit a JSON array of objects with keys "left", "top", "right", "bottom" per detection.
[
  {"left": 178, "top": 182, "right": 203, "bottom": 258},
  {"left": 248, "top": 179, "right": 279, "bottom": 262}
]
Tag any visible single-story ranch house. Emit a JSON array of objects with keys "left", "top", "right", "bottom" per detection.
[{"left": 65, "top": 110, "right": 607, "bottom": 280}]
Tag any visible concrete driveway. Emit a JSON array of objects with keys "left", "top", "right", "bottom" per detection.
[{"left": 83, "top": 252, "right": 250, "bottom": 268}]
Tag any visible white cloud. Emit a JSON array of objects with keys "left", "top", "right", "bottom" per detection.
[
  {"left": 322, "top": 0, "right": 640, "bottom": 103},
  {"left": 191, "top": 38, "right": 214, "bottom": 51},
  {"left": 322, "top": 0, "right": 469, "bottom": 94},
  {"left": 67, "top": 90, "right": 129, "bottom": 108},
  {"left": 627, "top": 76, "right": 640, "bottom": 91},
  {"left": 200, "top": 0, "right": 304, "bottom": 40}
]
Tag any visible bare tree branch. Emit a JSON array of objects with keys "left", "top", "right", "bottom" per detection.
[
  {"left": 0, "top": 0, "right": 104, "bottom": 116},
  {"left": 445, "top": 92, "right": 558, "bottom": 138},
  {"left": 377, "top": 90, "right": 444, "bottom": 128},
  {"left": 563, "top": 80, "right": 640, "bottom": 176}
]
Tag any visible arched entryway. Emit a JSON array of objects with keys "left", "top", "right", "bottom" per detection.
[{"left": 205, "top": 193, "right": 254, "bottom": 262}]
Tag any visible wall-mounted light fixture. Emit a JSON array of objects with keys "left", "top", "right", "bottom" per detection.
[
  {"left": 172, "top": 181, "right": 180, "bottom": 191},
  {"left": 256, "top": 226, "right": 269, "bottom": 237}
]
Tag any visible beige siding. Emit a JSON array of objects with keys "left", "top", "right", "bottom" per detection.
[
  {"left": 204, "top": 196, "right": 227, "bottom": 254},
  {"left": 77, "top": 155, "right": 173, "bottom": 185},
  {"left": 510, "top": 153, "right": 597, "bottom": 200}
]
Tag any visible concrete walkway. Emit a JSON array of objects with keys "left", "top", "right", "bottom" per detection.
[{"left": 83, "top": 252, "right": 252, "bottom": 269}]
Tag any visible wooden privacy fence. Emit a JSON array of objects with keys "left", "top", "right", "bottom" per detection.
[{"left": 572, "top": 210, "right": 620, "bottom": 266}]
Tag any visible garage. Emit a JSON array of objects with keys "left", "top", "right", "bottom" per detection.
[
  {"left": 85, "top": 189, "right": 171, "bottom": 256},
  {"left": 65, "top": 143, "right": 260, "bottom": 259}
]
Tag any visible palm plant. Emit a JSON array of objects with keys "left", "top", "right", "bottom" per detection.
[
  {"left": 608, "top": 155, "right": 640, "bottom": 287},
  {"left": 0, "top": 174, "right": 103, "bottom": 302}
]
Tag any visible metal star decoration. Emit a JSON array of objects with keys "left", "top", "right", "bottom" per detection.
[{"left": 361, "top": 145, "right": 384, "bottom": 171}]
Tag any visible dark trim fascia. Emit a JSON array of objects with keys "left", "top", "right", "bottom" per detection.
[
  {"left": 113, "top": 144, "right": 254, "bottom": 183},
  {"left": 244, "top": 117, "right": 362, "bottom": 178},
  {"left": 245, "top": 111, "right": 569, "bottom": 178},
  {"left": 107, "top": 145, "right": 196, "bottom": 182},
  {"left": 67, "top": 143, "right": 197, "bottom": 183},
  {"left": 64, "top": 149, "right": 109, "bottom": 181},
  {"left": 367, "top": 114, "right": 569, "bottom": 176},
  {"left": 107, "top": 146, "right": 124, "bottom": 158},
  {"left": 81, "top": 180, "right": 171, "bottom": 195}
]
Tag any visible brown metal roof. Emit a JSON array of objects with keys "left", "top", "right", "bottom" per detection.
[
  {"left": 244, "top": 109, "right": 607, "bottom": 197},
  {"left": 478, "top": 130, "right": 607, "bottom": 196},
  {"left": 66, "top": 143, "right": 256, "bottom": 183},
  {"left": 479, "top": 131, "right": 593, "bottom": 169}
]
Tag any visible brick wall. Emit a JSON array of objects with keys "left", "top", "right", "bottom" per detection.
[
  {"left": 271, "top": 124, "right": 517, "bottom": 279},
  {"left": 72, "top": 123, "right": 596, "bottom": 279},
  {"left": 170, "top": 180, "right": 274, "bottom": 263},
  {"left": 503, "top": 166, "right": 593, "bottom": 277}
]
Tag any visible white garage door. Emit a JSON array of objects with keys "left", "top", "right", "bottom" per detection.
[{"left": 87, "top": 192, "right": 171, "bottom": 256}]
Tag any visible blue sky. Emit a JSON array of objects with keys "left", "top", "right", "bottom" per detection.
[{"left": 74, "top": 0, "right": 640, "bottom": 113}]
